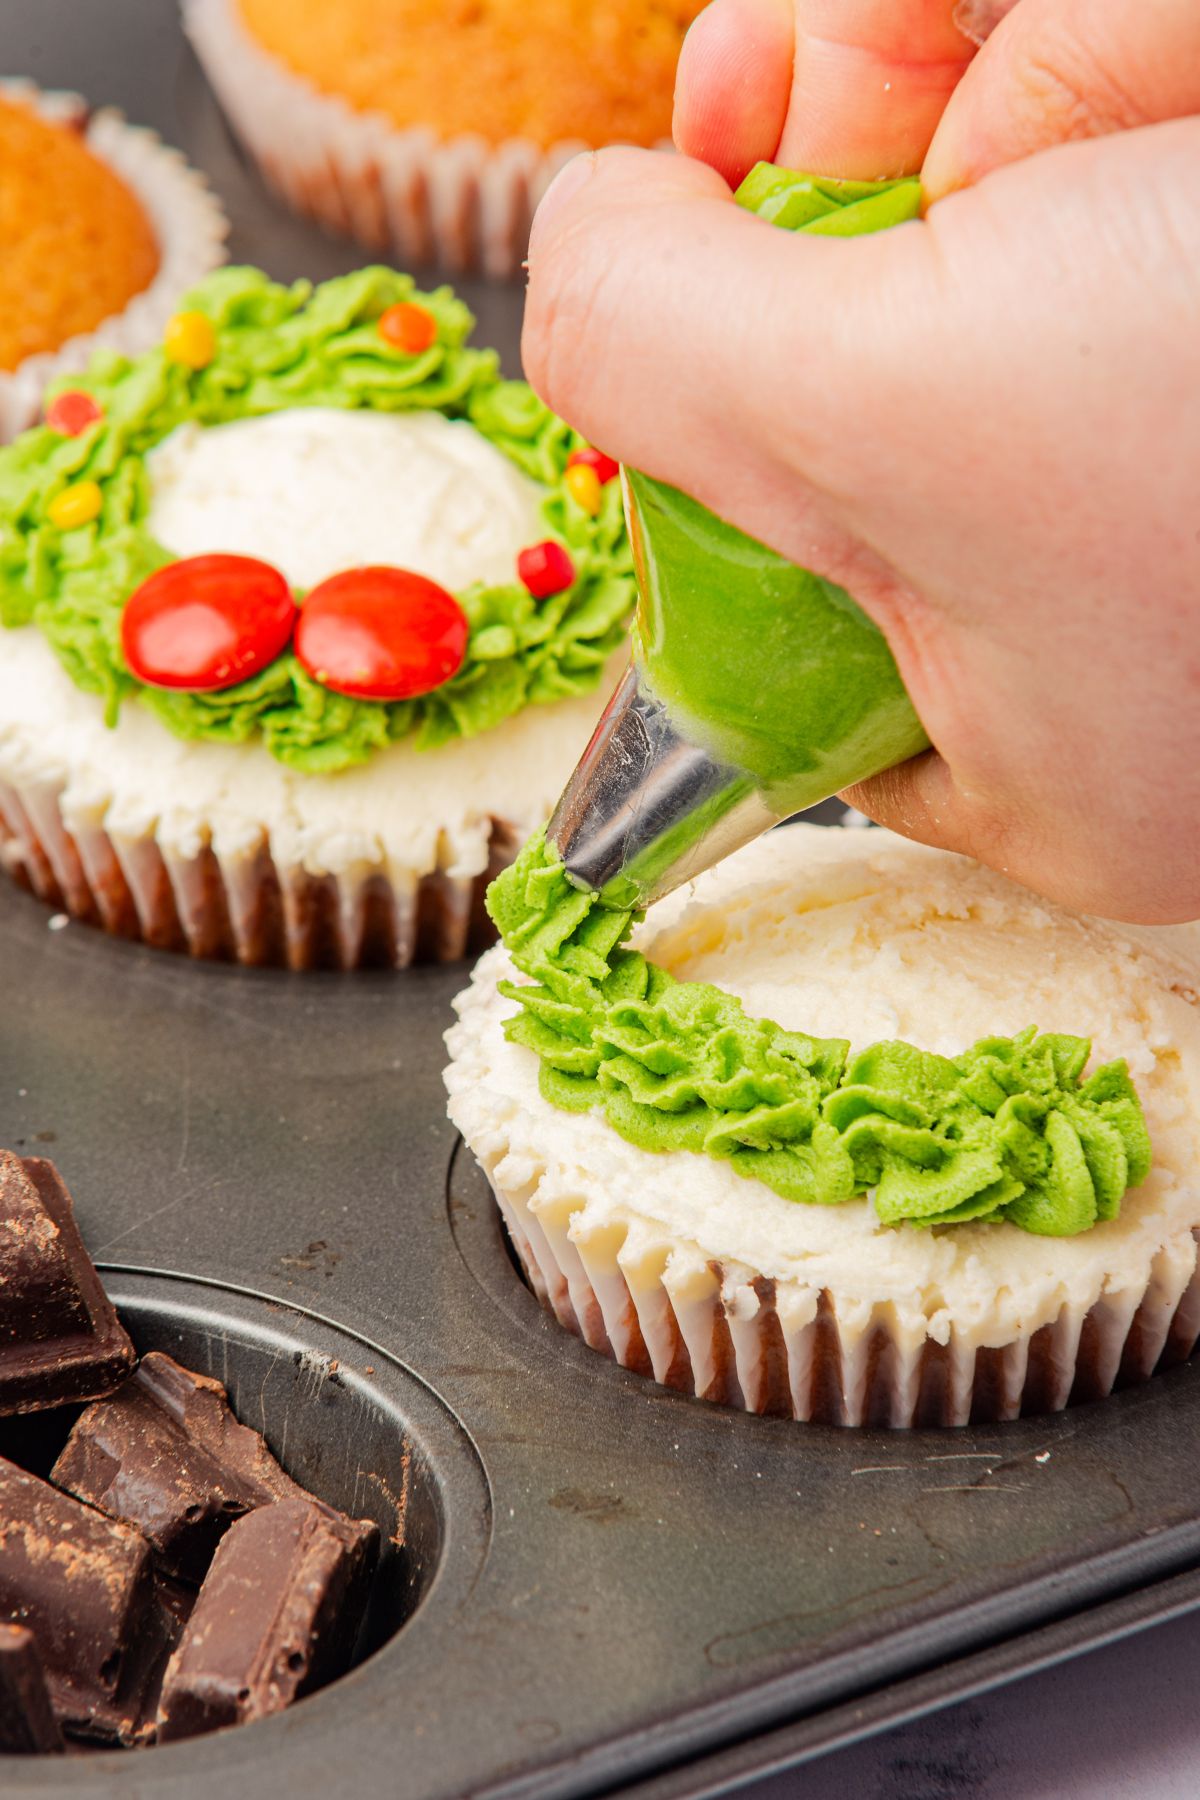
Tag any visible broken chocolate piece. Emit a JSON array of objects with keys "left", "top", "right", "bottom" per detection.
[
  {"left": 0, "top": 1154, "right": 134, "bottom": 1416},
  {"left": 0, "top": 1623, "right": 63, "bottom": 1755},
  {"left": 0, "top": 1457, "right": 162, "bottom": 1745},
  {"left": 52, "top": 1352, "right": 306, "bottom": 1583},
  {"left": 157, "top": 1499, "right": 379, "bottom": 1743}
]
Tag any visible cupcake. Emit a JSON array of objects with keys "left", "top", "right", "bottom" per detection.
[
  {"left": 446, "top": 824, "right": 1200, "bottom": 1427},
  {"left": 0, "top": 265, "right": 634, "bottom": 970},
  {"left": 183, "top": 0, "right": 706, "bottom": 276},
  {"left": 0, "top": 80, "right": 227, "bottom": 443}
]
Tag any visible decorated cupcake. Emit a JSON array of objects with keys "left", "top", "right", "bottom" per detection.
[
  {"left": 183, "top": 0, "right": 706, "bottom": 276},
  {"left": 446, "top": 824, "right": 1200, "bottom": 1426},
  {"left": 0, "top": 80, "right": 227, "bottom": 442},
  {"left": 0, "top": 266, "right": 633, "bottom": 969}
]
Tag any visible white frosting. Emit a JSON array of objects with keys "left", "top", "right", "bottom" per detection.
[
  {"left": 145, "top": 408, "right": 546, "bottom": 591},
  {"left": 445, "top": 825, "right": 1200, "bottom": 1346},
  {"left": 0, "top": 627, "right": 620, "bottom": 879}
]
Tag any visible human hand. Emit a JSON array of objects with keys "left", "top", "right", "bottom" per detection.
[{"left": 522, "top": 1, "right": 1200, "bottom": 923}]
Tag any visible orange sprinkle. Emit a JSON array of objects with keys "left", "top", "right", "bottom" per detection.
[{"left": 378, "top": 302, "right": 438, "bottom": 356}]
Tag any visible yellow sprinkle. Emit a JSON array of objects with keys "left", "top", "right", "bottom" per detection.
[
  {"left": 164, "top": 310, "right": 216, "bottom": 370},
  {"left": 48, "top": 480, "right": 103, "bottom": 530},
  {"left": 565, "top": 462, "right": 602, "bottom": 516}
]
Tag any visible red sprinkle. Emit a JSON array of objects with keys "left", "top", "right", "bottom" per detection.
[
  {"left": 122, "top": 555, "right": 296, "bottom": 691},
  {"left": 296, "top": 566, "right": 469, "bottom": 701},
  {"left": 45, "top": 391, "right": 103, "bottom": 437},
  {"left": 517, "top": 540, "right": 576, "bottom": 599},
  {"left": 566, "top": 446, "right": 619, "bottom": 486},
  {"left": 377, "top": 302, "right": 438, "bottom": 356}
]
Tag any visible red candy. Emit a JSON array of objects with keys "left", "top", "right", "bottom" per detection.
[
  {"left": 517, "top": 540, "right": 575, "bottom": 599},
  {"left": 122, "top": 555, "right": 296, "bottom": 692},
  {"left": 377, "top": 302, "right": 438, "bottom": 356},
  {"left": 566, "top": 446, "right": 619, "bottom": 486},
  {"left": 45, "top": 391, "right": 102, "bottom": 437},
  {"left": 295, "top": 567, "right": 468, "bottom": 701}
]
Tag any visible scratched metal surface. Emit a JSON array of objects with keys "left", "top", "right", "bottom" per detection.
[{"left": 2, "top": 5, "right": 1200, "bottom": 1797}]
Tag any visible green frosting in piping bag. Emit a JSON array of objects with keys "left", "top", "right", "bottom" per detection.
[
  {"left": 624, "top": 164, "right": 928, "bottom": 816},
  {"left": 486, "top": 833, "right": 1153, "bottom": 1237},
  {"left": 0, "top": 267, "right": 634, "bottom": 772}
]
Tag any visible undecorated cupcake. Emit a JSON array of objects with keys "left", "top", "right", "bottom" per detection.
[
  {"left": 0, "top": 265, "right": 633, "bottom": 969},
  {"left": 183, "top": 0, "right": 706, "bottom": 275},
  {"left": 0, "top": 79, "right": 227, "bottom": 442},
  {"left": 446, "top": 824, "right": 1200, "bottom": 1426}
]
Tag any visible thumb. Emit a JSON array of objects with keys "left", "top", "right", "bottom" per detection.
[
  {"left": 522, "top": 146, "right": 924, "bottom": 592},
  {"left": 924, "top": 0, "right": 1200, "bottom": 198},
  {"left": 839, "top": 753, "right": 1038, "bottom": 902}
]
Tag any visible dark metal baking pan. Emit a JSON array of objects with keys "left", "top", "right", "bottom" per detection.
[
  {"left": 2, "top": 5, "right": 1200, "bottom": 1793},
  {"left": 2, "top": 871, "right": 1200, "bottom": 1799}
]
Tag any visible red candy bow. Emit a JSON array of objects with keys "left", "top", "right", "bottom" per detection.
[{"left": 122, "top": 555, "right": 469, "bottom": 702}]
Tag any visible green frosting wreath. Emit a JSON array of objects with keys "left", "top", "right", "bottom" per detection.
[
  {"left": 487, "top": 833, "right": 1153, "bottom": 1238},
  {"left": 0, "top": 267, "right": 635, "bottom": 773}
]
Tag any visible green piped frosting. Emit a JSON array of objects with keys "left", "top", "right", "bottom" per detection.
[
  {"left": 733, "top": 164, "right": 922, "bottom": 233},
  {"left": 486, "top": 834, "right": 1153, "bottom": 1236},
  {"left": 0, "top": 267, "right": 634, "bottom": 772}
]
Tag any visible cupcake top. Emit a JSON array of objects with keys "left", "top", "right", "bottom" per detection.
[
  {"left": 235, "top": 0, "right": 707, "bottom": 147},
  {"left": 0, "top": 95, "right": 159, "bottom": 372},
  {"left": 0, "top": 266, "right": 633, "bottom": 774},
  {"left": 450, "top": 826, "right": 1200, "bottom": 1342},
  {"left": 489, "top": 829, "right": 1163, "bottom": 1236}
]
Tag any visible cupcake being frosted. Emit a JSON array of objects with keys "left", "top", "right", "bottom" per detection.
[
  {"left": 0, "top": 266, "right": 634, "bottom": 969},
  {"left": 446, "top": 824, "right": 1200, "bottom": 1427}
]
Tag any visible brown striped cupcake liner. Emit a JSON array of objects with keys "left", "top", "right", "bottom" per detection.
[{"left": 0, "top": 771, "right": 520, "bottom": 972}]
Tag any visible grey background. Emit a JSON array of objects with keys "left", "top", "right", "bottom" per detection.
[{"left": 3, "top": 2, "right": 1199, "bottom": 1794}]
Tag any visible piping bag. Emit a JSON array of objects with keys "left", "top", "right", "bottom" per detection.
[{"left": 546, "top": 164, "right": 931, "bottom": 913}]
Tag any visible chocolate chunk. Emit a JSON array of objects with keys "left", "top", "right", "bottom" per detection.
[
  {"left": 52, "top": 1352, "right": 306, "bottom": 1583},
  {"left": 0, "top": 1154, "right": 134, "bottom": 1416},
  {"left": 0, "top": 1623, "right": 63, "bottom": 1755},
  {"left": 157, "top": 1499, "right": 379, "bottom": 1743},
  {"left": 0, "top": 1457, "right": 161, "bottom": 1745}
]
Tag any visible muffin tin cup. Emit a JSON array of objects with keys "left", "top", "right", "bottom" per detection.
[
  {"left": 2, "top": 1267, "right": 491, "bottom": 1779},
  {"left": 467, "top": 1137, "right": 1200, "bottom": 1430},
  {"left": 183, "top": 0, "right": 650, "bottom": 280},
  {"left": 0, "top": 769, "right": 520, "bottom": 969},
  {"left": 0, "top": 79, "right": 228, "bottom": 443}
]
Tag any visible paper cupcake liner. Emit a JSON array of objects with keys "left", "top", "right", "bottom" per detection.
[
  {"left": 473, "top": 1141, "right": 1200, "bottom": 1428},
  {"left": 183, "top": 0, "right": 647, "bottom": 278},
  {"left": 0, "top": 81, "right": 228, "bottom": 443},
  {"left": 0, "top": 769, "right": 520, "bottom": 971}
]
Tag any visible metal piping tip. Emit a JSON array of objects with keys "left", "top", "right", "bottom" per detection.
[{"left": 546, "top": 660, "right": 778, "bottom": 912}]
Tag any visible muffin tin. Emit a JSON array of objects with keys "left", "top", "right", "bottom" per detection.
[
  {"left": 3, "top": 8, "right": 1200, "bottom": 1795},
  {"left": 5, "top": 868, "right": 1200, "bottom": 1798}
]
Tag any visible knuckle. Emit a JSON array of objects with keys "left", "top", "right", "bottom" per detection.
[{"left": 1018, "top": 24, "right": 1155, "bottom": 141}]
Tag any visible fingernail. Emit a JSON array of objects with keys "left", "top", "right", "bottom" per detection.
[{"left": 532, "top": 153, "right": 596, "bottom": 243}]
